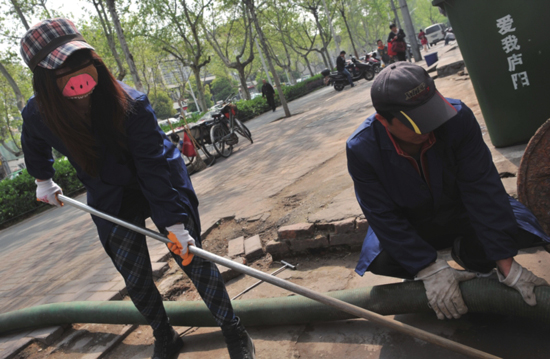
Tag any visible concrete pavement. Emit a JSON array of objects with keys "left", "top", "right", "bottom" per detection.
[
  {"left": 1, "top": 42, "right": 549, "bottom": 358},
  {"left": 0, "top": 197, "right": 170, "bottom": 357}
]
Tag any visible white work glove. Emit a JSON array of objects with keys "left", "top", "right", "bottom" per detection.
[
  {"left": 497, "top": 259, "right": 549, "bottom": 306},
  {"left": 166, "top": 223, "right": 195, "bottom": 265},
  {"left": 35, "top": 179, "right": 63, "bottom": 207},
  {"left": 415, "top": 259, "right": 476, "bottom": 320}
]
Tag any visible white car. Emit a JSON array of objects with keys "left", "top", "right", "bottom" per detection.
[{"left": 425, "top": 23, "right": 446, "bottom": 46}]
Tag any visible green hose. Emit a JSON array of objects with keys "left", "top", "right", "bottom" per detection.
[{"left": 1, "top": 278, "right": 549, "bottom": 335}]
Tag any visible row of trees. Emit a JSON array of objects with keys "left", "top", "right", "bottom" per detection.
[{"left": 0, "top": 0, "right": 446, "bottom": 166}]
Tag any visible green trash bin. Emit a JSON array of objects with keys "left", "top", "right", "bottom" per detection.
[{"left": 433, "top": 0, "right": 550, "bottom": 147}]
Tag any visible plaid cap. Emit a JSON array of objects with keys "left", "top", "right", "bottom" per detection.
[{"left": 20, "top": 18, "right": 94, "bottom": 71}]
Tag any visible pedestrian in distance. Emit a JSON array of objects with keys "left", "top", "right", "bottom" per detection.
[
  {"left": 376, "top": 39, "right": 390, "bottom": 66},
  {"left": 336, "top": 50, "right": 354, "bottom": 88},
  {"left": 418, "top": 29, "right": 429, "bottom": 52},
  {"left": 19, "top": 18, "right": 255, "bottom": 359},
  {"left": 388, "top": 24, "right": 407, "bottom": 62},
  {"left": 347, "top": 62, "right": 550, "bottom": 321},
  {"left": 261, "top": 79, "right": 276, "bottom": 112}
]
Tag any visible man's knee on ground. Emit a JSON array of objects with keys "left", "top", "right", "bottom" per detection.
[{"left": 367, "top": 251, "right": 414, "bottom": 280}]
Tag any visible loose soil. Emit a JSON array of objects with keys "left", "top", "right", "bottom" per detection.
[{"left": 201, "top": 149, "right": 352, "bottom": 255}]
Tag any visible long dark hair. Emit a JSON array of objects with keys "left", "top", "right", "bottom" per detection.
[{"left": 33, "top": 50, "right": 131, "bottom": 177}]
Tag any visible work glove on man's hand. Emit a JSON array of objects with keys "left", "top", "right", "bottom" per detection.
[
  {"left": 497, "top": 259, "right": 549, "bottom": 306},
  {"left": 35, "top": 179, "right": 63, "bottom": 207},
  {"left": 415, "top": 259, "right": 476, "bottom": 320},
  {"left": 166, "top": 223, "right": 195, "bottom": 266}
]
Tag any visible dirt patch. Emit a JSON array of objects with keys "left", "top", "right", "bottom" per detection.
[
  {"left": 199, "top": 151, "right": 353, "bottom": 254},
  {"left": 13, "top": 342, "right": 47, "bottom": 359},
  {"left": 201, "top": 216, "right": 278, "bottom": 255}
]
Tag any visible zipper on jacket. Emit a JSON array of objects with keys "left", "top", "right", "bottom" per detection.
[{"left": 383, "top": 125, "right": 436, "bottom": 188}]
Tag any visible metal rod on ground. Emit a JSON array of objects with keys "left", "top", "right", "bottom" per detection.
[
  {"left": 57, "top": 195, "right": 500, "bottom": 359},
  {"left": 232, "top": 260, "right": 297, "bottom": 300},
  {"left": 182, "top": 260, "right": 297, "bottom": 337}
]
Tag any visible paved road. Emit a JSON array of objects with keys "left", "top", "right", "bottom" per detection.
[{"left": 2, "top": 46, "right": 549, "bottom": 358}]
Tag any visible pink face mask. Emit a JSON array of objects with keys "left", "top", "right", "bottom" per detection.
[{"left": 56, "top": 61, "right": 98, "bottom": 98}]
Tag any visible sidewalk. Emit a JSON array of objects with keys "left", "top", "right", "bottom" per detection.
[
  {"left": 0, "top": 198, "right": 170, "bottom": 357},
  {"left": 0, "top": 44, "right": 544, "bottom": 358}
]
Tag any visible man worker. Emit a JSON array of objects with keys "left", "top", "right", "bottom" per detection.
[
  {"left": 336, "top": 50, "right": 354, "bottom": 88},
  {"left": 261, "top": 79, "right": 276, "bottom": 112},
  {"left": 347, "top": 62, "right": 549, "bottom": 321}
]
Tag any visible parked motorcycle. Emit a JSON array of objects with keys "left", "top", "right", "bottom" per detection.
[
  {"left": 367, "top": 55, "right": 382, "bottom": 74},
  {"left": 347, "top": 57, "right": 375, "bottom": 81},
  {"left": 321, "top": 57, "right": 375, "bottom": 92}
]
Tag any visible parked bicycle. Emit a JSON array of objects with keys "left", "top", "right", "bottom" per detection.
[
  {"left": 210, "top": 103, "right": 253, "bottom": 158},
  {"left": 170, "top": 117, "right": 217, "bottom": 171}
]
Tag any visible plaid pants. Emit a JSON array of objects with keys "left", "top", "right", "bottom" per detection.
[{"left": 106, "top": 211, "right": 235, "bottom": 330}]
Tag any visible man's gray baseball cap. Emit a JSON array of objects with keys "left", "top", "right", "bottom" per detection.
[{"left": 371, "top": 62, "right": 457, "bottom": 134}]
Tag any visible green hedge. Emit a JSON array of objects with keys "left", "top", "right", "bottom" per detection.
[
  {"left": 159, "top": 111, "right": 204, "bottom": 133},
  {"left": 236, "top": 74, "right": 325, "bottom": 121},
  {"left": 0, "top": 157, "right": 84, "bottom": 225}
]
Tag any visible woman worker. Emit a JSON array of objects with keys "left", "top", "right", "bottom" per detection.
[{"left": 19, "top": 18, "right": 254, "bottom": 359}]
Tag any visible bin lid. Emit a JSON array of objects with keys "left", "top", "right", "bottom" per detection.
[{"left": 517, "top": 118, "right": 550, "bottom": 236}]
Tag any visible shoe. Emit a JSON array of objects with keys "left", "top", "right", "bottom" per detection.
[
  {"left": 221, "top": 317, "right": 256, "bottom": 359},
  {"left": 273, "top": 109, "right": 276, "bottom": 112},
  {"left": 152, "top": 325, "right": 184, "bottom": 359},
  {"left": 351, "top": 84, "right": 355, "bottom": 87}
]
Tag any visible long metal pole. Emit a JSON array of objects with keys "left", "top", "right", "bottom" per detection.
[
  {"left": 397, "top": 0, "right": 422, "bottom": 62},
  {"left": 57, "top": 195, "right": 500, "bottom": 359},
  {"left": 232, "top": 262, "right": 294, "bottom": 300},
  {"left": 389, "top": 0, "right": 402, "bottom": 30}
]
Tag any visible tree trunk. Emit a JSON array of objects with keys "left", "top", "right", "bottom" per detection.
[
  {"left": 317, "top": 49, "right": 329, "bottom": 69},
  {"left": 340, "top": 6, "right": 358, "bottom": 58},
  {"left": 191, "top": 67, "right": 207, "bottom": 112},
  {"left": 246, "top": 0, "right": 290, "bottom": 117},
  {"left": 36, "top": 0, "right": 52, "bottom": 17},
  {"left": 237, "top": 67, "right": 251, "bottom": 100},
  {"left": 362, "top": 19, "right": 369, "bottom": 49},
  {"left": 321, "top": 0, "right": 340, "bottom": 54},
  {"left": 9, "top": 0, "right": 29, "bottom": 29},
  {"left": 311, "top": 9, "right": 333, "bottom": 69},
  {"left": 94, "top": 0, "right": 127, "bottom": 81},
  {"left": 0, "top": 62, "right": 25, "bottom": 111},
  {"left": 313, "top": 50, "right": 327, "bottom": 69},
  {"left": 0, "top": 154, "right": 9, "bottom": 179},
  {"left": 0, "top": 138, "right": 22, "bottom": 156},
  {"left": 304, "top": 56, "right": 314, "bottom": 77},
  {"left": 106, "top": 0, "right": 143, "bottom": 92},
  {"left": 389, "top": 0, "right": 402, "bottom": 30}
]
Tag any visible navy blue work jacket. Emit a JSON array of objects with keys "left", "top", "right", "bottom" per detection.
[
  {"left": 21, "top": 83, "right": 199, "bottom": 245},
  {"left": 347, "top": 98, "right": 549, "bottom": 276}
]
